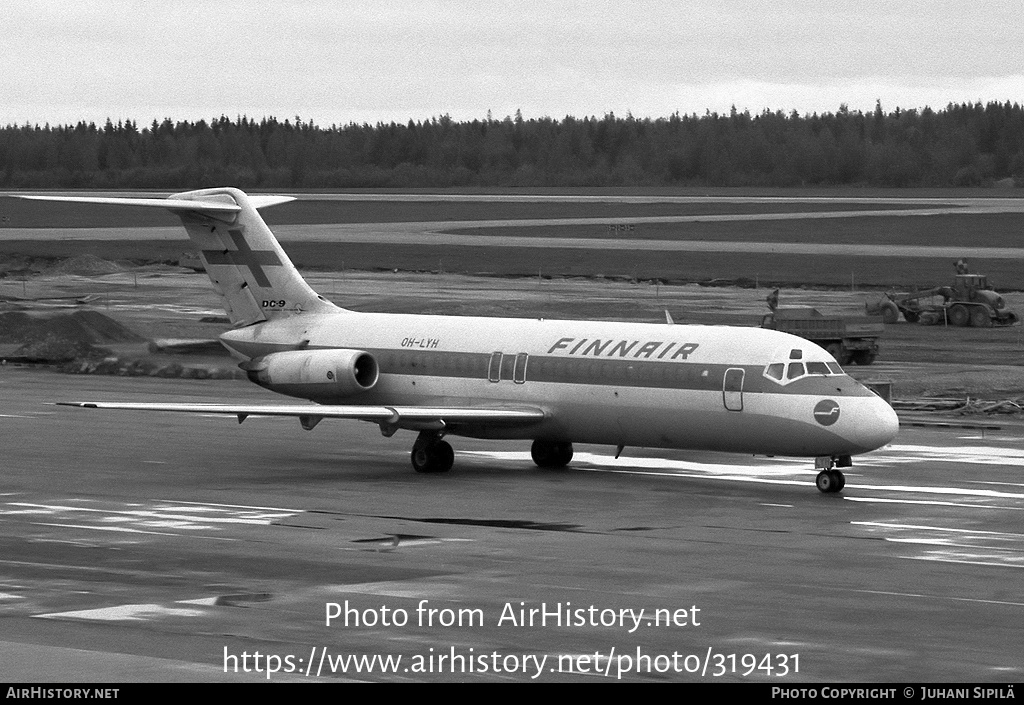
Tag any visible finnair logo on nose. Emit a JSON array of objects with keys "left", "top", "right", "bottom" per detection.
[{"left": 813, "top": 400, "right": 841, "bottom": 426}]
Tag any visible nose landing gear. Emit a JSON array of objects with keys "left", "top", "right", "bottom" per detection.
[{"left": 814, "top": 455, "right": 850, "bottom": 494}]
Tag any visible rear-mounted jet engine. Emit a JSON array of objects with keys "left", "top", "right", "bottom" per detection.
[{"left": 243, "top": 349, "right": 379, "bottom": 400}]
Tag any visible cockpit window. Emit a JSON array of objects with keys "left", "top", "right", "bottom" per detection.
[{"left": 764, "top": 348, "right": 845, "bottom": 385}]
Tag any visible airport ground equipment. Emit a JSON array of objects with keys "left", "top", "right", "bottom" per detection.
[
  {"left": 867, "top": 273, "right": 1018, "bottom": 327},
  {"left": 760, "top": 306, "right": 883, "bottom": 366}
]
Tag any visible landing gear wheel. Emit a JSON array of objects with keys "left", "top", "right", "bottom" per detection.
[
  {"left": 411, "top": 437, "right": 454, "bottom": 473},
  {"left": 432, "top": 440, "right": 454, "bottom": 472},
  {"left": 531, "top": 440, "right": 574, "bottom": 469},
  {"left": 948, "top": 304, "right": 969, "bottom": 327},
  {"left": 815, "top": 469, "right": 845, "bottom": 494}
]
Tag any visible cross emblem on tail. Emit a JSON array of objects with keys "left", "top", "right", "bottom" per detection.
[{"left": 202, "top": 229, "right": 282, "bottom": 288}]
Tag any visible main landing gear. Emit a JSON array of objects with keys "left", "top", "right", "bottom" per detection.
[
  {"left": 531, "top": 439, "right": 574, "bottom": 469},
  {"left": 814, "top": 455, "right": 850, "bottom": 494},
  {"left": 410, "top": 435, "right": 575, "bottom": 473},
  {"left": 411, "top": 431, "right": 454, "bottom": 473}
]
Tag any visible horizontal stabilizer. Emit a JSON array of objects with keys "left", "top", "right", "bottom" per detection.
[{"left": 17, "top": 194, "right": 295, "bottom": 213}]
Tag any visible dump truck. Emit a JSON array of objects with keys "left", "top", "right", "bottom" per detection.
[
  {"left": 760, "top": 306, "right": 883, "bottom": 365},
  {"left": 868, "top": 273, "right": 1018, "bottom": 327}
]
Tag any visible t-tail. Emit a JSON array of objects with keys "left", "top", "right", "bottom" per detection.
[{"left": 18, "top": 187, "right": 339, "bottom": 326}]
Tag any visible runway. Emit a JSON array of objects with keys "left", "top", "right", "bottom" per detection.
[{"left": 1, "top": 370, "right": 1022, "bottom": 681}]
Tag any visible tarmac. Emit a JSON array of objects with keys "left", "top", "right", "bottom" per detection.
[{"left": 1, "top": 370, "right": 1022, "bottom": 682}]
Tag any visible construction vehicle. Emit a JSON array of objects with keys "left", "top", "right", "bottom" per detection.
[
  {"left": 868, "top": 272, "right": 1018, "bottom": 327},
  {"left": 760, "top": 306, "right": 883, "bottom": 365}
]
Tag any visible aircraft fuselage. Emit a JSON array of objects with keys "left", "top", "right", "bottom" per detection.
[{"left": 220, "top": 310, "right": 898, "bottom": 458}]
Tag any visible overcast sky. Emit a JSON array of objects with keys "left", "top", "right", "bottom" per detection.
[{"left": 4, "top": 1, "right": 1022, "bottom": 127}]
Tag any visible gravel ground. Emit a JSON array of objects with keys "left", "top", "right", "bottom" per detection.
[{"left": 5, "top": 268, "right": 1024, "bottom": 403}]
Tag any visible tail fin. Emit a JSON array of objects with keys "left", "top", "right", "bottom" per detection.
[{"left": 18, "top": 187, "right": 340, "bottom": 326}]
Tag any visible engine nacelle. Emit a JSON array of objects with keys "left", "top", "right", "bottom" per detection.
[{"left": 245, "top": 349, "right": 379, "bottom": 399}]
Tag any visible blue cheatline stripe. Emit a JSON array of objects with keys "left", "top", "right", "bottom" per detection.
[
  {"left": 364, "top": 348, "right": 866, "bottom": 397},
  {"left": 223, "top": 341, "right": 869, "bottom": 397}
]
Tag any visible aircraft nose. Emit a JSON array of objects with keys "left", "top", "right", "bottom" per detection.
[{"left": 850, "top": 395, "right": 900, "bottom": 453}]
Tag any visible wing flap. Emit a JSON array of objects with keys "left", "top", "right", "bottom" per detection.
[{"left": 56, "top": 401, "right": 546, "bottom": 426}]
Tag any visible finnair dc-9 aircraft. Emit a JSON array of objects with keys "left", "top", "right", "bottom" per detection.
[{"left": 21, "top": 188, "right": 898, "bottom": 493}]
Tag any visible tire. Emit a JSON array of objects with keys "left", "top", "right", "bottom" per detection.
[
  {"left": 532, "top": 440, "right": 573, "bottom": 469},
  {"left": 411, "top": 439, "right": 454, "bottom": 473},
  {"left": 970, "top": 307, "right": 993, "bottom": 327},
  {"left": 903, "top": 311, "right": 920, "bottom": 324},
  {"left": 816, "top": 469, "right": 844, "bottom": 494},
  {"left": 555, "top": 441, "right": 574, "bottom": 466},
  {"left": 432, "top": 441, "right": 454, "bottom": 472},
  {"left": 948, "top": 304, "right": 969, "bottom": 327},
  {"left": 411, "top": 444, "right": 434, "bottom": 473},
  {"left": 815, "top": 470, "right": 835, "bottom": 493},
  {"left": 881, "top": 303, "right": 900, "bottom": 324},
  {"left": 852, "top": 350, "right": 877, "bottom": 365}
]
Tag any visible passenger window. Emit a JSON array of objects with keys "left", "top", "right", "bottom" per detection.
[
  {"left": 787, "top": 362, "right": 805, "bottom": 380},
  {"left": 765, "top": 363, "right": 784, "bottom": 380},
  {"left": 488, "top": 351, "right": 502, "bottom": 382},
  {"left": 513, "top": 353, "right": 528, "bottom": 384}
]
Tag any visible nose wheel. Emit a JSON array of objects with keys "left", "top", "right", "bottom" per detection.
[
  {"left": 815, "top": 468, "right": 846, "bottom": 493},
  {"left": 814, "top": 455, "right": 849, "bottom": 493}
]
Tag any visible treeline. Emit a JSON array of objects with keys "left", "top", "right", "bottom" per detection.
[{"left": 1, "top": 102, "right": 1023, "bottom": 189}]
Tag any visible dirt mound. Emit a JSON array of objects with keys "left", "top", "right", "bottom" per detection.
[
  {"left": 0, "top": 311, "right": 34, "bottom": 339},
  {"left": 0, "top": 253, "right": 36, "bottom": 275},
  {"left": 46, "top": 254, "right": 126, "bottom": 276},
  {"left": 13, "top": 337, "right": 112, "bottom": 362},
  {"left": 0, "top": 310, "right": 145, "bottom": 345}
]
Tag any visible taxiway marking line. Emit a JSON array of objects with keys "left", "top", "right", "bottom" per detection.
[
  {"left": 852, "top": 589, "right": 1024, "bottom": 608},
  {"left": 853, "top": 521, "right": 1024, "bottom": 538}
]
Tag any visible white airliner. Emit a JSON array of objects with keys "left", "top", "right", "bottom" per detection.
[{"left": 21, "top": 188, "right": 898, "bottom": 493}]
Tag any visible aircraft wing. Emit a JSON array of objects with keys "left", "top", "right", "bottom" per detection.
[{"left": 56, "top": 401, "right": 546, "bottom": 430}]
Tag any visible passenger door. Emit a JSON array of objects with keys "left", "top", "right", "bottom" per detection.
[{"left": 723, "top": 368, "right": 744, "bottom": 411}]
